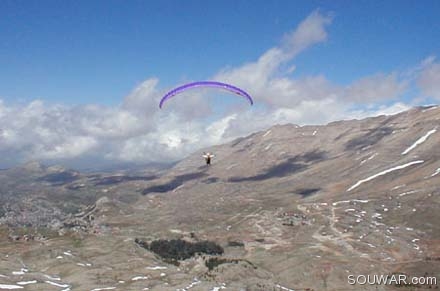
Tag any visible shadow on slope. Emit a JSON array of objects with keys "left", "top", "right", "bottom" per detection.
[
  {"left": 228, "top": 150, "right": 327, "bottom": 182},
  {"left": 345, "top": 126, "right": 393, "bottom": 151},
  {"left": 37, "top": 171, "right": 80, "bottom": 185},
  {"left": 94, "top": 175, "right": 157, "bottom": 186},
  {"left": 142, "top": 172, "right": 208, "bottom": 195},
  {"left": 203, "top": 177, "right": 219, "bottom": 184},
  {"left": 295, "top": 188, "right": 321, "bottom": 197}
]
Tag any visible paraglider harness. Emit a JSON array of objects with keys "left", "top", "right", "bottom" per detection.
[{"left": 203, "top": 152, "right": 214, "bottom": 165}]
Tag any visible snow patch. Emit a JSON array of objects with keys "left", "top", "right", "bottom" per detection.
[
  {"left": 347, "top": 161, "right": 424, "bottom": 191},
  {"left": 392, "top": 184, "right": 406, "bottom": 190},
  {"left": 402, "top": 129, "right": 437, "bottom": 155},
  {"left": 131, "top": 276, "right": 148, "bottom": 281},
  {"left": 0, "top": 285, "right": 23, "bottom": 290},
  {"left": 353, "top": 199, "right": 369, "bottom": 203},
  {"left": 45, "top": 281, "right": 69, "bottom": 288},
  {"left": 172, "top": 184, "right": 184, "bottom": 193},
  {"left": 398, "top": 190, "right": 419, "bottom": 197},
  {"left": 422, "top": 106, "right": 438, "bottom": 112},
  {"left": 177, "top": 277, "right": 202, "bottom": 291},
  {"left": 431, "top": 168, "right": 440, "bottom": 177},
  {"left": 275, "top": 283, "right": 295, "bottom": 291},
  {"left": 16, "top": 281, "right": 36, "bottom": 286},
  {"left": 43, "top": 275, "right": 60, "bottom": 281},
  {"left": 360, "top": 153, "right": 378, "bottom": 165},
  {"left": 146, "top": 266, "right": 167, "bottom": 270}
]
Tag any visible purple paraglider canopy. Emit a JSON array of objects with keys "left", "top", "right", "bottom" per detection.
[{"left": 159, "top": 81, "right": 254, "bottom": 108}]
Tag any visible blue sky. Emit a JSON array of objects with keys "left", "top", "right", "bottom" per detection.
[
  {"left": 0, "top": 1, "right": 440, "bottom": 168},
  {"left": 1, "top": 0, "right": 439, "bottom": 104}
]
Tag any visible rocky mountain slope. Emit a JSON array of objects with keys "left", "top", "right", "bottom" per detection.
[{"left": 0, "top": 105, "right": 439, "bottom": 290}]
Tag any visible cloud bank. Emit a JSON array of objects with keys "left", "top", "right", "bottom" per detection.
[{"left": 0, "top": 10, "right": 437, "bottom": 169}]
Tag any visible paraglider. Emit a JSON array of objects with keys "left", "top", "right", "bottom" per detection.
[
  {"left": 202, "top": 152, "right": 215, "bottom": 166},
  {"left": 159, "top": 81, "right": 253, "bottom": 108},
  {"left": 159, "top": 81, "right": 253, "bottom": 166}
]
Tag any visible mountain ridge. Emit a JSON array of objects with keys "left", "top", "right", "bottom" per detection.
[{"left": 0, "top": 105, "right": 439, "bottom": 290}]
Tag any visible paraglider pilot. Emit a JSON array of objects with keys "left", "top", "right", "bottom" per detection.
[{"left": 203, "top": 152, "right": 215, "bottom": 165}]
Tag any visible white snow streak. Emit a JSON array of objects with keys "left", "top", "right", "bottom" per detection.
[
  {"left": 353, "top": 199, "right": 370, "bottom": 203},
  {"left": 131, "top": 276, "right": 148, "bottom": 281},
  {"left": 398, "top": 190, "right": 420, "bottom": 197},
  {"left": 347, "top": 160, "right": 424, "bottom": 191},
  {"left": 210, "top": 285, "right": 226, "bottom": 291},
  {"left": 12, "top": 269, "right": 27, "bottom": 276},
  {"left": 360, "top": 153, "right": 378, "bottom": 165},
  {"left": 262, "top": 130, "right": 272, "bottom": 137},
  {"left": 16, "top": 281, "right": 36, "bottom": 285},
  {"left": 43, "top": 275, "right": 61, "bottom": 281},
  {"left": 0, "top": 285, "right": 23, "bottom": 290},
  {"left": 146, "top": 266, "right": 167, "bottom": 270},
  {"left": 422, "top": 106, "right": 438, "bottom": 112},
  {"left": 172, "top": 184, "right": 184, "bottom": 192},
  {"left": 402, "top": 129, "right": 437, "bottom": 155},
  {"left": 332, "top": 199, "right": 369, "bottom": 206},
  {"left": 45, "top": 281, "right": 69, "bottom": 288},
  {"left": 392, "top": 184, "right": 406, "bottom": 190},
  {"left": 275, "top": 284, "right": 295, "bottom": 291},
  {"left": 431, "top": 168, "right": 440, "bottom": 177},
  {"left": 176, "top": 277, "right": 202, "bottom": 291}
]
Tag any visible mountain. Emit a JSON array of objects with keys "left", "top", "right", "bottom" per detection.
[{"left": 0, "top": 105, "right": 439, "bottom": 290}]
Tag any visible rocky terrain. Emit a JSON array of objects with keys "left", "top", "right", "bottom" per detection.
[{"left": 0, "top": 105, "right": 439, "bottom": 290}]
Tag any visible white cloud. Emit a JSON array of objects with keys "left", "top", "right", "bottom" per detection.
[
  {"left": 281, "top": 10, "right": 333, "bottom": 57},
  {"left": 206, "top": 114, "right": 238, "bottom": 142},
  {"left": 214, "top": 10, "right": 334, "bottom": 107},
  {"left": 417, "top": 57, "right": 440, "bottom": 100},
  {"left": 343, "top": 73, "right": 408, "bottom": 103},
  {"left": 214, "top": 10, "right": 406, "bottom": 110},
  {"left": 33, "top": 136, "right": 98, "bottom": 160}
]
